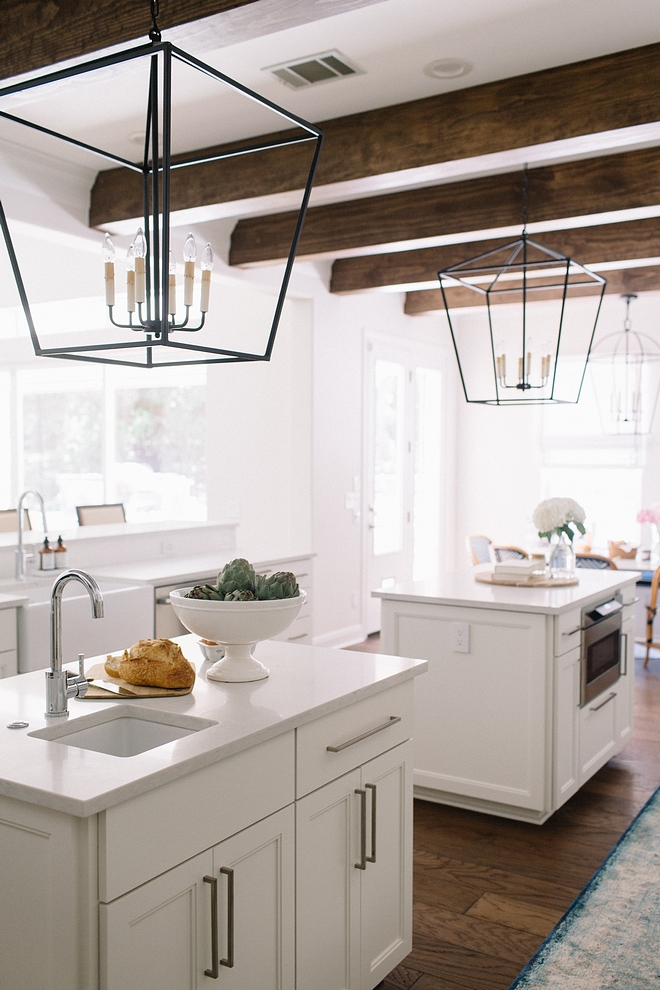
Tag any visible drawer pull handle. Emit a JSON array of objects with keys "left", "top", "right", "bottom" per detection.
[
  {"left": 287, "top": 632, "right": 308, "bottom": 641},
  {"left": 327, "top": 716, "right": 401, "bottom": 753},
  {"left": 366, "top": 783, "right": 377, "bottom": 864},
  {"left": 156, "top": 598, "right": 172, "bottom": 606},
  {"left": 355, "top": 789, "right": 367, "bottom": 870},
  {"left": 590, "top": 691, "right": 617, "bottom": 712},
  {"left": 563, "top": 626, "right": 583, "bottom": 636},
  {"left": 220, "top": 866, "right": 234, "bottom": 968},
  {"left": 203, "top": 875, "right": 219, "bottom": 979}
]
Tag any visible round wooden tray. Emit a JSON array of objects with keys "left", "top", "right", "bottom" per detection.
[{"left": 475, "top": 570, "right": 579, "bottom": 588}]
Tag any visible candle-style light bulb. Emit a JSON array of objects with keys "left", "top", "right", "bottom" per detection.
[
  {"left": 183, "top": 232, "right": 196, "bottom": 307},
  {"left": 200, "top": 243, "right": 214, "bottom": 312},
  {"left": 126, "top": 244, "right": 136, "bottom": 313},
  {"left": 133, "top": 228, "right": 146, "bottom": 304},
  {"left": 168, "top": 250, "right": 176, "bottom": 317},
  {"left": 102, "top": 233, "right": 115, "bottom": 307}
]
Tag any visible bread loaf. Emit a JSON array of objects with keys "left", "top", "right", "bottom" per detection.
[{"left": 105, "top": 638, "right": 195, "bottom": 689}]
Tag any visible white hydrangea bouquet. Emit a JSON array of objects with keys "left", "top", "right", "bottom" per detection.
[{"left": 533, "top": 497, "right": 586, "bottom": 542}]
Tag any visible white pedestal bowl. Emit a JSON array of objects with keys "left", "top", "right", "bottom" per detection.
[{"left": 169, "top": 589, "right": 306, "bottom": 682}]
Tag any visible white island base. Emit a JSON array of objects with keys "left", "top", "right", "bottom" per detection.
[
  {"left": 375, "top": 569, "right": 638, "bottom": 825},
  {"left": 0, "top": 637, "right": 426, "bottom": 990}
]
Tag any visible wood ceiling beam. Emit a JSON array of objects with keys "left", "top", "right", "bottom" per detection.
[
  {"left": 330, "top": 219, "right": 660, "bottom": 294},
  {"left": 0, "top": 1, "right": 260, "bottom": 83},
  {"left": 229, "top": 147, "right": 660, "bottom": 265},
  {"left": 90, "top": 41, "right": 660, "bottom": 231},
  {"left": 404, "top": 266, "right": 660, "bottom": 315}
]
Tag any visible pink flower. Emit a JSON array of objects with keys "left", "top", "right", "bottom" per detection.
[{"left": 637, "top": 506, "right": 660, "bottom": 525}]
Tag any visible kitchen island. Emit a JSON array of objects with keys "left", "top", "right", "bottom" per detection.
[
  {"left": 374, "top": 569, "right": 638, "bottom": 824},
  {"left": 0, "top": 637, "right": 426, "bottom": 990}
]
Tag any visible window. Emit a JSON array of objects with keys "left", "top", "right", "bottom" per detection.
[{"left": 10, "top": 366, "right": 206, "bottom": 529}]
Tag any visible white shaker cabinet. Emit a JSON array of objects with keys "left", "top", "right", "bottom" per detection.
[
  {"left": 0, "top": 605, "right": 18, "bottom": 678},
  {"left": 101, "top": 806, "right": 295, "bottom": 990}
]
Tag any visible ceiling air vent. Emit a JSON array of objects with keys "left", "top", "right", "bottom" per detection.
[{"left": 266, "top": 50, "right": 363, "bottom": 90}]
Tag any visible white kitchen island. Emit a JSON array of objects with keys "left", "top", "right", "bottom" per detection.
[
  {"left": 0, "top": 638, "right": 426, "bottom": 990},
  {"left": 374, "top": 569, "right": 638, "bottom": 824}
]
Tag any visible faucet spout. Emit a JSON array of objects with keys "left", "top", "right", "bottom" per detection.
[
  {"left": 15, "top": 490, "right": 48, "bottom": 582},
  {"left": 46, "top": 569, "right": 104, "bottom": 718}
]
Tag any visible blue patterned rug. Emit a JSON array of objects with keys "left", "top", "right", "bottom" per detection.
[{"left": 510, "top": 786, "right": 660, "bottom": 989}]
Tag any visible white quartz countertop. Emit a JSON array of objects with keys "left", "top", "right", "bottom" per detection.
[
  {"left": 0, "top": 591, "right": 28, "bottom": 608},
  {"left": 373, "top": 568, "right": 640, "bottom": 615},
  {"left": 94, "top": 551, "right": 313, "bottom": 587},
  {"left": 0, "top": 636, "right": 426, "bottom": 818}
]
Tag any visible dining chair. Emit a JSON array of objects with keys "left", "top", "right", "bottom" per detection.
[
  {"left": 0, "top": 508, "right": 31, "bottom": 533},
  {"left": 640, "top": 564, "right": 660, "bottom": 666},
  {"left": 76, "top": 503, "right": 126, "bottom": 526},
  {"left": 575, "top": 553, "right": 617, "bottom": 570},
  {"left": 492, "top": 545, "right": 529, "bottom": 562},
  {"left": 467, "top": 535, "right": 493, "bottom": 565}
]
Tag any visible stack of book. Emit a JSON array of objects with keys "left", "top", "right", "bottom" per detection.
[{"left": 492, "top": 557, "right": 546, "bottom": 583}]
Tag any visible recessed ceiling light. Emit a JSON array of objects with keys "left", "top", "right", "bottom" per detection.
[{"left": 424, "top": 58, "right": 472, "bottom": 80}]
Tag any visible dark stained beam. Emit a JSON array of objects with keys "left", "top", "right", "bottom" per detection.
[
  {"left": 404, "top": 266, "right": 660, "bottom": 315},
  {"left": 330, "top": 219, "right": 660, "bottom": 294},
  {"left": 0, "top": 1, "right": 260, "bottom": 83},
  {"left": 229, "top": 147, "right": 660, "bottom": 265},
  {"left": 90, "top": 41, "right": 660, "bottom": 230}
]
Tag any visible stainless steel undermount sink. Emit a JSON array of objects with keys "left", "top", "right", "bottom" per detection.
[{"left": 29, "top": 706, "right": 217, "bottom": 757}]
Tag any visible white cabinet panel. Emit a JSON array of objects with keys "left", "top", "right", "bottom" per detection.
[
  {"left": 0, "top": 648, "right": 17, "bottom": 678},
  {"left": 101, "top": 850, "right": 213, "bottom": 990},
  {"left": 211, "top": 806, "right": 295, "bottom": 989},
  {"left": 579, "top": 689, "right": 618, "bottom": 783},
  {"left": 553, "top": 647, "right": 580, "bottom": 808},
  {"left": 0, "top": 607, "right": 17, "bottom": 651}
]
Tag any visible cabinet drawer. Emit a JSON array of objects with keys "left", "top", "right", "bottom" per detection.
[
  {"left": 296, "top": 681, "right": 413, "bottom": 797},
  {"left": 272, "top": 615, "right": 311, "bottom": 644},
  {"left": 0, "top": 649, "right": 17, "bottom": 679},
  {"left": 555, "top": 607, "right": 581, "bottom": 656},
  {"left": 0, "top": 608, "right": 17, "bottom": 652},
  {"left": 579, "top": 687, "right": 618, "bottom": 783},
  {"left": 99, "top": 730, "right": 294, "bottom": 902}
]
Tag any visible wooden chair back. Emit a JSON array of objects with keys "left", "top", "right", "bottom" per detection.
[
  {"left": 0, "top": 508, "right": 31, "bottom": 533},
  {"left": 575, "top": 553, "right": 617, "bottom": 570},
  {"left": 467, "top": 535, "right": 493, "bottom": 566},
  {"left": 640, "top": 564, "right": 660, "bottom": 667},
  {"left": 76, "top": 503, "right": 126, "bottom": 526},
  {"left": 492, "top": 545, "right": 528, "bottom": 562}
]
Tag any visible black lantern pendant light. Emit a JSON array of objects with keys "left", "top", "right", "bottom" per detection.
[
  {"left": 0, "top": 0, "right": 323, "bottom": 368},
  {"left": 589, "top": 293, "right": 660, "bottom": 435},
  {"left": 437, "top": 166, "right": 606, "bottom": 405}
]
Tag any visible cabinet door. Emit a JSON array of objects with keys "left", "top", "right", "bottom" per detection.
[
  {"left": 553, "top": 646, "right": 580, "bottom": 809},
  {"left": 210, "top": 805, "right": 294, "bottom": 990},
  {"left": 615, "top": 618, "right": 634, "bottom": 747},
  {"left": 360, "top": 741, "right": 412, "bottom": 990},
  {"left": 297, "top": 768, "right": 362, "bottom": 990},
  {"left": 101, "top": 850, "right": 213, "bottom": 990}
]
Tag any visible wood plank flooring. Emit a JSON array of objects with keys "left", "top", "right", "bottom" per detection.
[{"left": 344, "top": 637, "right": 660, "bottom": 990}]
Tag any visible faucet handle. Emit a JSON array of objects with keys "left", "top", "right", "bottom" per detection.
[
  {"left": 77, "top": 653, "right": 86, "bottom": 682},
  {"left": 66, "top": 654, "right": 88, "bottom": 700}
]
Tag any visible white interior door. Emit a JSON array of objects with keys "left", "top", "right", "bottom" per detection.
[{"left": 364, "top": 337, "right": 442, "bottom": 633}]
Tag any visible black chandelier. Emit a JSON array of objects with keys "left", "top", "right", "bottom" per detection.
[
  {"left": 589, "top": 293, "right": 660, "bottom": 435},
  {"left": 437, "top": 167, "right": 607, "bottom": 405},
  {"left": 0, "top": 2, "right": 323, "bottom": 368}
]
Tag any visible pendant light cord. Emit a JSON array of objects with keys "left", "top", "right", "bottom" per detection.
[
  {"left": 149, "top": 0, "right": 162, "bottom": 42},
  {"left": 521, "top": 163, "right": 529, "bottom": 236}
]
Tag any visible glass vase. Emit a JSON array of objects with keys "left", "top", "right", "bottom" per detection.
[{"left": 548, "top": 532, "right": 576, "bottom": 579}]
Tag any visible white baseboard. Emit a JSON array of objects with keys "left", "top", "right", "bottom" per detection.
[{"left": 312, "top": 624, "right": 367, "bottom": 650}]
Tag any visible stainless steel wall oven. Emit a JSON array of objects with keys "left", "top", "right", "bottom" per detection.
[{"left": 580, "top": 597, "right": 625, "bottom": 707}]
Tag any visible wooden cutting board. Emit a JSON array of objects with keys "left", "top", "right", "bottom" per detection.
[{"left": 82, "top": 662, "right": 195, "bottom": 699}]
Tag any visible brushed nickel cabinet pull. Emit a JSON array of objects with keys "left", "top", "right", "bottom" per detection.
[
  {"left": 366, "top": 783, "right": 377, "bottom": 864},
  {"left": 327, "top": 716, "right": 401, "bottom": 752},
  {"left": 220, "top": 866, "right": 235, "bottom": 968},
  {"left": 562, "top": 626, "right": 583, "bottom": 636},
  {"left": 590, "top": 691, "right": 616, "bottom": 712},
  {"left": 355, "top": 789, "right": 367, "bottom": 870},
  {"left": 203, "top": 875, "right": 219, "bottom": 979}
]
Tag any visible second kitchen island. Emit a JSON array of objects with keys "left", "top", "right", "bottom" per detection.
[{"left": 374, "top": 569, "right": 639, "bottom": 823}]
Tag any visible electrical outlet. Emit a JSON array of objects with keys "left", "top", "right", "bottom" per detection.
[{"left": 452, "top": 621, "right": 470, "bottom": 653}]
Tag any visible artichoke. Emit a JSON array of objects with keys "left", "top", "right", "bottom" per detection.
[
  {"left": 257, "top": 571, "right": 299, "bottom": 600},
  {"left": 185, "top": 584, "right": 223, "bottom": 600},
  {"left": 216, "top": 558, "right": 256, "bottom": 597},
  {"left": 224, "top": 589, "right": 257, "bottom": 601}
]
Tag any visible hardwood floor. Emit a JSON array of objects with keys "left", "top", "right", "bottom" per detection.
[{"left": 344, "top": 638, "right": 660, "bottom": 990}]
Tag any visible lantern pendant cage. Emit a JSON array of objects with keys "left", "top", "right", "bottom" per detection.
[
  {"left": 589, "top": 293, "right": 660, "bottom": 435},
  {"left": 0, "top": 22, "right": 323, "bottom": 368},
  {"left": 437, "top": 170, "right": 607, "bottom": 405}
]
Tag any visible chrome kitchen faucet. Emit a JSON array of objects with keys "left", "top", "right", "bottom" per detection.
[
  {"left": 15, "top": 490, "right": 48, "bottom": 581},
  {"left": 45, "top": 569, "right": 104, "bottom": 718}
]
